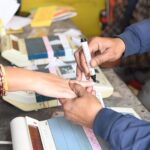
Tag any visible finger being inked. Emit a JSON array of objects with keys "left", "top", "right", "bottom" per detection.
[
  {"left": 69, "top": 81, "right": 86, "bottom": 97},
  {"left": 72, "top": 80, "right": 95, "bottom": 88}
]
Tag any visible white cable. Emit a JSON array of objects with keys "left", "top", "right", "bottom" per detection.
[
  {"left": 0, "top": 141, "right": 12, "bottom": 145},
  {"left": 95, "top": 92, "right": 105, "bottom": 108}
]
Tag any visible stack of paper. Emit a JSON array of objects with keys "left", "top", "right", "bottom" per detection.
[
  {"left": 6, "top": 16, "right": 31, "bottom": 30},
  {"left": 31, "top": 6, "right": 57, "bottom": 27},
  {"left": 0, "top": 0, "right": 20, "bottom": 26},
  {"left": 53, "top": 7, "right": 77, "bottom": 22},
  {"left": 31, "top": 6, "right": 77, "bottom": 27}
]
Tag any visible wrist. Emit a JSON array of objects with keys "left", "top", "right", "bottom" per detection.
[
  {"left": 89, "top": 102, "right": 102, "bottom": 128},
  {"left": 92, "top": 108, "right": 122, "bottom": 138},
  {"left": 31, "top": 72, "right": 59, "bottom": 95},
  {"left": 114, "top": 38, "right": 126, "bottom": 56}
]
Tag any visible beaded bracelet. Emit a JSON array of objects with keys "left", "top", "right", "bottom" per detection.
[{"left": 0, "top": 65, "right": 8, "bottom": 96}]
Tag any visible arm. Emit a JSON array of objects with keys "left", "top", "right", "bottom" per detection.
[
  {"left": 93, "top": 108, "right": 150, "bottom": 150},
  {"left": 5, "top": 66, "right": 76, "bottom": 98},
  {"left": 75, "top": 19, "right": 150, "bottom": 79},
  {"left": 60, "top": 83, "right": 150, "bottom": 150},
  {"left": 118, "top": 19, "right": 150, "bottom": 57},
  {"left": 3, "top": 66, "right": 93, "bottom": 98}
]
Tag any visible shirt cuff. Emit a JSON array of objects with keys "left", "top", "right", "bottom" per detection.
[
  {"left": 92, "top": 108, "right": 123, "bottom": 140},
  {"left": 117, "top": 30, "right": 141, "bottom": 58}
]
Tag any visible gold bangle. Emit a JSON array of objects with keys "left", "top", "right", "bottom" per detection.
[{"left": 0, "top": 65, "right": 8, "bottom": 95}]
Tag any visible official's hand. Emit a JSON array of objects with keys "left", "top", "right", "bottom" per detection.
[
  {"left": 75, "top": 37, "right": 125, "bottom": 80},
  {"left": 59, "top": 82, "right": 102, "bottom": 128}
]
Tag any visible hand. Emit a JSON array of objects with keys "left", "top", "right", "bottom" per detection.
[
  {"left": 5, "top": 67, "right": 94, "bottom": 99},
  {"left": 59, "top": 82, "right": 102, "bottom": 128},
  {"left": 34, "top": 73, "right": 94, "bottom": 98},
  {"left": 75, "top": 37, "right": 125, "bottom": 80}
]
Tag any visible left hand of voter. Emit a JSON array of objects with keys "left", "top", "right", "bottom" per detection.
[
  {"left": 34, "top": 73, "right": 94, "bottom": 99},
  {"left": 59, "top": 82, "right": 102, "bottom": 128},
  {"left": 6, "top": 67, "right": 94, "bottom": 99}
]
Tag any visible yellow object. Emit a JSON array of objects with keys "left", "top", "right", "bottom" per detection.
[
  {"left": 0, "top": 19, "right": 2, "bottom": 33},
  {"left": 21, "top": 0, "right": 105, "bottom": 37},
  {"left": 0, "top": 19, "right": 6, "bottom": 36},
  {"left": 31, "top": 6, "right": 57, "bottom": 27},
  {"left": 6, "top": 28, "right": 24, "bottom": 34},
  {"left": 0, "top": 64, "right": 8, "bottom": 96}
]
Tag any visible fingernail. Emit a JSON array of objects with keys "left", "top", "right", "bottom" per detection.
[{"left": 90, "top": 82, "right": 95, "bottom": 86}]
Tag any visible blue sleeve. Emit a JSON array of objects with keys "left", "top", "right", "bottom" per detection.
[
  {"left": 93, "top": 108, "right": 150, "bottom": 150},
  {"left": 118, "top": 19, "right": 150, "bottom": 57}
]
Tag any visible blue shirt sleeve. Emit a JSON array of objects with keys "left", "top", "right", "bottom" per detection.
[
  {"left": 118, "top": 19, "right": 150, "bottom": 57},
  {"left": 93, "top": 108, "right": 150, "bottom": 150}
]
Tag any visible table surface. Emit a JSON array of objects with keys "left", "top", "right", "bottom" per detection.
[{"left": 0, "top": 20, "right": 150, "bottom": 150}]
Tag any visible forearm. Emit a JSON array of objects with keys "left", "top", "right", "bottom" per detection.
[
  {"left": 118, "top": 19, "right": 150, "bottom": 57},
  {"left": 5, "top": 67, "right": 38, "bottom": 92},
  {"left": 4, "top": 67, "right": 79, "bottom": 98},
  {"left": 93, "top": 108, "right": 150, "bottom": 150}
]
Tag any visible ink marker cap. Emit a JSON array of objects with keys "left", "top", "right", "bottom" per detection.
[{"left": 81, "top": 38, "right": 87, "bottom": 42}]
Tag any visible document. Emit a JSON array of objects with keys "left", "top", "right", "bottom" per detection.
[{"left": 0, "top": 0, "right": 20, "bottom": 26}]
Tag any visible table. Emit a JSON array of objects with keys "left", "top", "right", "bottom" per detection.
[
  {"left": 103, "top": 69, "right": 150, "bottom": 121},
  {"left": 0, "top": 20, "right": 150, "bottom": 150}
]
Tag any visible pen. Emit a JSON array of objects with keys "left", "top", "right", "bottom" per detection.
[{"left": 81, "top": 38, "right": 96, "bottom": 82}]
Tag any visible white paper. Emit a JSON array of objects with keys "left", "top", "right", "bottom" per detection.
[
  {"left": 5, "top": 91, "right": 37, "bottom": 104},
  {"left": 0, "top": 0, "right": 20, "bottom": 26},
  {"left": 61, "top": 29, "right": 82, "bottom": 47},
  {"left": 6, "top": 16, "right": 31, "bottom": 30},
  {"left": 46, "top": 58, "right": 66, "bottom": 69},
  {"left": 53, "top": 12, "right": 77, "bottom": 22},
  {"left": 56, "top": 33, "right": 75, "bottom": 62}
]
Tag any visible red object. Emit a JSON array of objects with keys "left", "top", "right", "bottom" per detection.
[
  {"left": 127, "top": 80, "right": 142, "bottom": 90},
  {"left": 101, "top": 17, "right": 107, "bottom": 24},
  {"left": 109, "top": 0, "right": 116, "bottom": 23}
]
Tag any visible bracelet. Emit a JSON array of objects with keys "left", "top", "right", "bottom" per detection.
[{"left": 0, "top": 65, "right": 8, "bottom": 96}]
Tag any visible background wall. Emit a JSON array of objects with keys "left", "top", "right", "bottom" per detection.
[{"left": 21, "top": 0, "right": 105, "bottom": 37}]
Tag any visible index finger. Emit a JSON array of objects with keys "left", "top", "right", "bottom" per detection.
[
  {"left": 59, "top": 98, "right": 71, "bottom": 105},
  {"left": 88, "top": 38, "right": 102, "bottom": 53}
]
